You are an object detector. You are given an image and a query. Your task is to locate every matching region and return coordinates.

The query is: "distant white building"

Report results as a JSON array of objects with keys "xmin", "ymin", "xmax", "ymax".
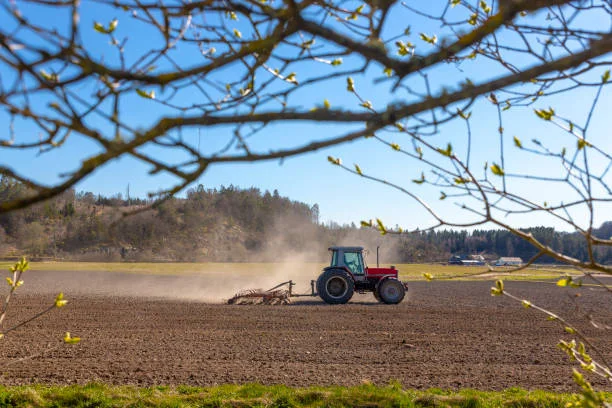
[{"xmin": 495, "ymin": 257, "xmax": 523, "ymax": 266}]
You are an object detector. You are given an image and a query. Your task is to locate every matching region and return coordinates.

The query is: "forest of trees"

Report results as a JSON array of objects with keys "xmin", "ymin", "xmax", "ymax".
[{"xmin": 0, "ymin": 176, "xmax": 610, "ymax": 264}]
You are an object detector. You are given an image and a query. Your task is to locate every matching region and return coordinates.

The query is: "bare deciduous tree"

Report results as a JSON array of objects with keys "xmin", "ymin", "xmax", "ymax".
[{"xmin": 0, "ymin": 0, "xmax": 611, "ymax": 393}]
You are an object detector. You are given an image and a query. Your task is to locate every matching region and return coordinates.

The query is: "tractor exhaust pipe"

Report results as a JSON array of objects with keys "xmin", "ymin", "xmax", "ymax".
[{"xmin": 377, "ymin": 246, "xmax": 380, "ymax": 268}]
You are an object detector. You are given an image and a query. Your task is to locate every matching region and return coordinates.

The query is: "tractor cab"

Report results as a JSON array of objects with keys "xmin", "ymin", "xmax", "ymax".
[{"xmin": 329, "ymin": 246, "xmax": 366, "ymax": 277}]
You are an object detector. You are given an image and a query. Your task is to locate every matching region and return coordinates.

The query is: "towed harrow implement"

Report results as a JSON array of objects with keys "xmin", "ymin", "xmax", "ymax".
[{"xmin": 227, "ymin": 280, "xmax": 315, "ymax": 305}]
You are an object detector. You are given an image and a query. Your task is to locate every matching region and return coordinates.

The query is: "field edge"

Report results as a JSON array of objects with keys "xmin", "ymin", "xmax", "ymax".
[
  {"xmin": 0, "ymin": 383, "xmax": 609, "ymax": 408},
  {"xmin": 0, "ymin": 260, "xmax": 585, "ymax": 281}
]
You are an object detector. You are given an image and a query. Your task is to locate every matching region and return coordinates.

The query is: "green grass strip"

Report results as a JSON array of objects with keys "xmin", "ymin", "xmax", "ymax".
[{"xmin": 0, "ymin": 383, "xmax": 608, "ymax": 408}]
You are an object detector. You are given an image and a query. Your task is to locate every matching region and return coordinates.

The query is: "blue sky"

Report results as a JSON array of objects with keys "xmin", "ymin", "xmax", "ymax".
[{"xmin": 1, "ymin": 1, "xmax": 611, "ymax": 231}]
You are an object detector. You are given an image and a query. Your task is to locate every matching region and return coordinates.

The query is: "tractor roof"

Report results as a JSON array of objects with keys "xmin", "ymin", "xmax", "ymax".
[{"xmin": 328, "ymin": 246, "xmax": 364, "ymax": 252}]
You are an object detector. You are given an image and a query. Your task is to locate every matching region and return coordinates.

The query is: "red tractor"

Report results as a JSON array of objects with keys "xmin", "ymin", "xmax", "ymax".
[
  {"xmin": 315, "ymin": 246, "xmax": 407, "ymax": 304},
  {"xmin": 228, "ymin": 246, "xmax": 407, "ymax": 305}
]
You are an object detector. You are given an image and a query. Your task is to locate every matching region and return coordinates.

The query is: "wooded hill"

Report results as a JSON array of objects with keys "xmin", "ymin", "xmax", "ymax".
[{"xmin": 1, "ymin": 177, "xmax": 610, "ymax": 264}]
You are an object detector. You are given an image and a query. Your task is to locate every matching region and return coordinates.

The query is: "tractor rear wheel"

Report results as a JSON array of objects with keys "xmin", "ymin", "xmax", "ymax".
[
  {"xmin": 317, "ymin": 269, "xmax": 354, "ymax": 304},
  {"xmin": 377, "ymin": 279, "xmax": 405, "ymax": 304}
]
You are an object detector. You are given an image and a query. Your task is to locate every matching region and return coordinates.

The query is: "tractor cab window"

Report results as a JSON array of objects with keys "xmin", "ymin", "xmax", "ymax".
[
  {"xmin": 330, "ymin": 250, "xmax": 339, "ymax": 267},
  {"xmin": 343, "ymin": 252, "xmax": 364, "ymax": 275}
]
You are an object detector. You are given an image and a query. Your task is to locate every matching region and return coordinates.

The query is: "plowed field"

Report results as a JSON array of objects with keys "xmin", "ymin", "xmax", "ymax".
[{"xmin": 1, "ymin": 270, "xmax": 610, "ymax": 391}]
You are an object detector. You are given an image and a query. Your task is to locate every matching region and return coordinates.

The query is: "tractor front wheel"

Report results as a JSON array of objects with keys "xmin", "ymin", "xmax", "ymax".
[
  {"xmin": 317, "ymin": 269, "xmax": 354, "ymax": 304},
  {"xmin": 377, "ymin": 279, "xmax": 405, "ymax": 304}
]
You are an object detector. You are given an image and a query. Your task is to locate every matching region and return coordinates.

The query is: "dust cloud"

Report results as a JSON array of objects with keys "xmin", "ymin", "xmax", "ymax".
[{"xmin": 18, "ymin": 261, "xmax": 323, "ymax": 303}]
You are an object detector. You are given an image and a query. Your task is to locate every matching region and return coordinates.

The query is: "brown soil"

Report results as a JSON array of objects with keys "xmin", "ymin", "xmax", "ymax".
[{"xmin": 1, "ymin": 270, "xmax": 610, "ymax": 391}]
